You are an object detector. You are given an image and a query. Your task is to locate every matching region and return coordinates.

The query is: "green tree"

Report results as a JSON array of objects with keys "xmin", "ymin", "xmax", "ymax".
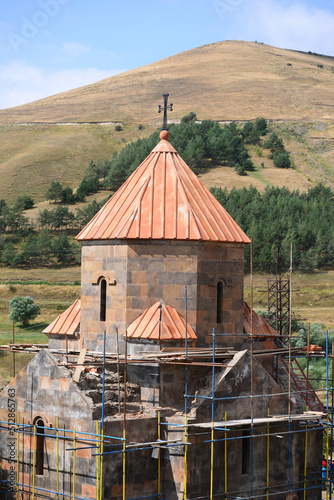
[
  {"xmin": 273, "ymin": 151, "xmax": 291, "ymax": 169},
  {"xmin": 52, "ymin": 234, "xmax": 78, "ymax": 264},
  {"xmin": 50, "ymin": 206, "xmax": 75, "ymax": 229},
  {"xmin": 45, "ymin": 180, "xmax": 63, "ymax": 203},
  {"xmin": 181, "ymin": 112, "xmax": 197, "ymax": 124},
  {"xmin": 264, "ymin": 132, "xmax": 285, "ymax": 153},
  {"xmin": 254, "ymin": 117, "xmax": 268, "ymax": 136},
  {"xmin": 235, "ymin": 163, "xmax": 246, "ymax": 175},
  {"xmin": 1, "ymin": 242, "xmax": 16, "ymax": 266},
  {"xmin": 9, "ymin": 296, "xmax": 41, "ymax": 326},
  {"xmin": 13, "ymin": 194, "xmax": 34, "ymax": 211},
  {"xmin": 37, "ymin": 209, "xmax": 53, "ymax": 229},
  {"xmin": 60, "ymin": 187, "xmax": 75, "ymax": 204}
]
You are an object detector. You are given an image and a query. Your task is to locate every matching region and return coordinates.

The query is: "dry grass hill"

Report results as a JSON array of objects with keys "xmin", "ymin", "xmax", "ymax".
[{"xmin": 1, "ymin": 40, "xmax": 334, "ymax": 203}]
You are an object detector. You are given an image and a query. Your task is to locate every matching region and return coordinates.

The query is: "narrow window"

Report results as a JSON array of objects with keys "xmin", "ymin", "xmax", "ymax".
[
  {"xmin": 241, "ymin": 426, "xmax": 251, "ymax": 475},
  {"xmin": 100, "ymin": 279, "xmax": 107, "ymax": 321},
  {"xmin": 217, "ymin": 281, "xmax": 224, "ymax": 324},
  {"xmin": 34, "ymin": 417, "xmax": 45, "ymax": 475}
]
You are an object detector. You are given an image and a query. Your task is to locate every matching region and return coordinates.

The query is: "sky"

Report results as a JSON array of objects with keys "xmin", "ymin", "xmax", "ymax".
[{"xmin": 1, "ymin": 0, "xmax": 334, "ymax": 110}]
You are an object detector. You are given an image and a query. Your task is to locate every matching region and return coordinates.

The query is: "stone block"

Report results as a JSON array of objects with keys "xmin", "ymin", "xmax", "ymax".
[
  {"xmin": 163, "ymin": 284, "xmax": 184, "ymax": 299},
  {"xmin": 131, "ymin": 271, "xmax": 147, "ymax": 284},
  {"xmin": 61, "ymin": 378, "xmax": 70, "ymax": 392},
  {"xmin": 40, "ymin": 376, "xmax": 51, "ymax": 390}
]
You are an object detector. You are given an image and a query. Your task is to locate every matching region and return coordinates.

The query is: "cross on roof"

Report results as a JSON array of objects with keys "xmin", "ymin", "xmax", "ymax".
[{"xmin": 158, "ymin": 93, "xmax": 173, "ymax": 131}]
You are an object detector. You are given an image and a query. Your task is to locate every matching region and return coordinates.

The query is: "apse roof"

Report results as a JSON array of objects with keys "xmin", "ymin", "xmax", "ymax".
[
  {"xmin": 126, "ymin": 301, "xmax": 197, "ymax": 341},
  {"xmin": 43, "ymin": 299, "xmax": 81, "ymax": 336},
  {"xmin": 76, "ymin": 131, "xmax": 250, "ymax": 244},
  {"xmin": 243, "ymin": 302, "xmax": 278, "ymax": 338}
]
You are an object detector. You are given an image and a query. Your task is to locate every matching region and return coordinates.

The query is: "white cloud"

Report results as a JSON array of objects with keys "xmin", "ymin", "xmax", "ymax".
[
  {"xmin": 61, "ymin": 41, "xmax": 91, "ymax": 57},
  {"xmin": 233, "ymin": 0, "xmax": 334, "ymax": 55},
  {"xmin": 0, "ymin": 61, "xmax": 127, "ymax": 110}
]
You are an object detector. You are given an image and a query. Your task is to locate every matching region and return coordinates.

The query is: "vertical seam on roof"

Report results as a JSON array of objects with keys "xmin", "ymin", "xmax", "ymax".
[
  {"xmin": 177, "ymin": 154, "xmax": 242, "ymax": 241},
  {"xmin": 165, "ymin": 305, "xmax": 182, "ymax": 339},
  {"xmin": 128, "ymin": 306, "xmax": 149, "ymax": 338},
  {"xmin": 150, "ymin": 158, "xmax": 155, "ymax": 239},
  {"xmin": 162, "ymin": 152, "xmax": 166, "ymax": 239},
  {"xmin": 172, "ymin": 158, "xmax": 204, "ymax": 239},
  {"xmin": 177, "ymin": 156, "xmax": 230, "ymax": 240}
]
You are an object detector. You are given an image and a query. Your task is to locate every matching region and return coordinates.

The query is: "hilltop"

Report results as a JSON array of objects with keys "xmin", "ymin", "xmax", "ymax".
[{"xmin": 0, "ymin": 40, "xmax": 334, "ymax": 202}]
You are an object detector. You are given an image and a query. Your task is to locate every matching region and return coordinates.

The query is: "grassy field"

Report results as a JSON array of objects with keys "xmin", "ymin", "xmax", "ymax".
[
  {"xmin": 0, "ymin": 271, "xmax": 81, "ymax": 389},
  {"xmin": 244, "ymin": 270, "xmax": 334, "ymax": 328},
  {"xmin": 1, "ymin": 41, "xmax": 334, "ymax": 203}
]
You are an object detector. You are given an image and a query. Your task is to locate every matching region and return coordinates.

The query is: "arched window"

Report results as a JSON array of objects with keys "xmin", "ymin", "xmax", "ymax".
[
  {"xmin": 100, "ymin": 278, "xmax": 107, "ymax": 321},
  {"xmin": 34, "ymin": 417, "xmax": 45, "ymax": 476},
  {"xmin": 216, "ymin": 281, "xmax": 224, "ymax": 324}
]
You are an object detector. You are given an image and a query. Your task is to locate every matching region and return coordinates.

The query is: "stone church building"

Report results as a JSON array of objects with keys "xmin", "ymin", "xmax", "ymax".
[{"xmin": 0, "ymin": 129, "xmax": 323, "ymax": 499}]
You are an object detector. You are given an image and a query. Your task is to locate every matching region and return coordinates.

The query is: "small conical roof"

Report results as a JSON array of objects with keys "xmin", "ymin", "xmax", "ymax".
[
  {"xmin": 126, "ymin": 301, "xmax": 197, "ymax": 341},
  {"xmin": 76, "ymin": 131, "xmax": 250, "ymax": 243}
]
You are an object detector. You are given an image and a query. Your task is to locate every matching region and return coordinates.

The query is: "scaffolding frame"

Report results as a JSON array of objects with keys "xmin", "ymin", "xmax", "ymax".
[
  {"xmin": 0, "ymin": 335, "xmax": 330, "ymax": 500},
  {"xmin": 0, "ymin": 246, "xmax": 333, "ymax": 499}
]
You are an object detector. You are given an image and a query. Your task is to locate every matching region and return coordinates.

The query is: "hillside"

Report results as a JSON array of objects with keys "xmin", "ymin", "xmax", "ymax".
[{"xmin": 1, "ymin": 40, "xmax": 334, "ymax": 202}]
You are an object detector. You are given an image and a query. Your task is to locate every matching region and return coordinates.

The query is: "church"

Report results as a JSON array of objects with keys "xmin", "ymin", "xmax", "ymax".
[{"xmin": 0, "ymin": 110, "xmax": 324, "ymax": 499}]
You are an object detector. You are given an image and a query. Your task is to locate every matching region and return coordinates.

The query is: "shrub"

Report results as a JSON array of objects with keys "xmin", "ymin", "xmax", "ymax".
[{"xmin": 114, "ymin": 125, "xmax": 123, "ymax": 132}]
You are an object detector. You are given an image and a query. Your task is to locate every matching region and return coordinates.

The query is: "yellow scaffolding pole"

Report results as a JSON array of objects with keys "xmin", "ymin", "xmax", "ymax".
[
  {"xmin": 184, "ymin": 413, "xmax": 188, "ymax": 500},
  {"xmin": 303, "ymin": 415, "xmax": 308, "ymax": 500},
  {"xmin": 72, "ymin": 429, "xmax": 76, "ymax": 500},
  {"xmin": 96, "ymin": 421, "xmax": 99, "ymax": 500},
  {"xmin": 32, "ymin": 424, "xmax": 36, "ymax": 500},
  {"xmin": 210, "ymin": 422, "xmax": 214, "ymax": 500},
  {"xmin": 266, "ymin": 408, "xmax": 269, "ymax": 500},
  {"xmin": 100, "ymin": 429, "xmax": 104, "ymax": 500},
  {"xmin": 224, "ymin": 412, "xmax": 227, "ymax": 499},
  {"xmin": 326, "ymin": 415, "xmax": 329, "ymax": 500},
  {"xmin": 56, "ymin": 417, "xmax": 59, "ymax": 500},
  {"xmin": 158, "ymin": 411, "xmax": 161, "ymax": 498},
  {"xmin": 123, "ymin": 428, "xmax": 126, "ymax": 500},
  {"xmin": 16, "ymin": 413, "xmax": 20, "ymax": 500}
]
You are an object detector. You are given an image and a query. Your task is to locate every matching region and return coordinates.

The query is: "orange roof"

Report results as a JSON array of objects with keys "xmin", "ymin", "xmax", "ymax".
[
  {"xmin": 126, "ymin": 301, "xmax": 197, "ymax": 341},
  {"xmin": 243, "ymin": 302, "xmax": 278, "ymax": 338},
  {"xmin": 43, "ymin": 299, "xmax": 81, "ymax": 336},
  {"xmin": 76, "ymin": 131, "xmax": 250, "ymax": 243}
]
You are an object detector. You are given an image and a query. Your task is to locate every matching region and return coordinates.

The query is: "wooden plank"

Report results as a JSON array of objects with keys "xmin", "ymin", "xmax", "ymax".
[{"xmin": 73, "ymin": 349, "xmax": 86, "ymax": 382}]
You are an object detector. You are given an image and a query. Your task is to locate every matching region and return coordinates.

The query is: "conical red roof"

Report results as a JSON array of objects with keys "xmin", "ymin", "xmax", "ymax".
[
  {"xmin": 76, "ymin": 132, "xmax": 250, "ymax": 243},
  {"xmin": 126, "ymin": 301, "xmax": 197, "ymax": 341}
]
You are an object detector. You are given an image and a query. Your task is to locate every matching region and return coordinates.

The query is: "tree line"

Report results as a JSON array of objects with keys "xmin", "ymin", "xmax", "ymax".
[
  {"xmin": 0, "ymin": 195, "xmax": 113, "ymax": 267},
  {"xmin": 211, "ymin": 183, "xmax": 334, "ymax": 273}
]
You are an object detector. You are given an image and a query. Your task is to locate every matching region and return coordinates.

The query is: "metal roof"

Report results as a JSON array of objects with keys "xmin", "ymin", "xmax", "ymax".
[
  {"xmin": 126, "ymin": 301, "xmax": 197, "ymax": 341},
  {"xmin": 76, "ymin": 132, "xmax": 250, "ymax": 243},
  {"xmin": 243, "ymin": 301, "xmax": 277, "ymax": 338},
  {"xmin": 43, "ymin": 299, "xmax": 81, "ymax": 336}
]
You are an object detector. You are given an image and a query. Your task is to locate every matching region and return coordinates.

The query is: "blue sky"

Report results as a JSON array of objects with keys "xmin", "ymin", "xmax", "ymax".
[{"xmin": 1, "ymin": 0, "xmax": 334, "ymax": 110}]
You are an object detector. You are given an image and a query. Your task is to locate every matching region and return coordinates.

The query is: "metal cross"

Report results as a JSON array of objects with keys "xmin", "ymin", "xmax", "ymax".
[{"xmin": 158, "ymin": 93, "xmax": 173, "ymax": 131}]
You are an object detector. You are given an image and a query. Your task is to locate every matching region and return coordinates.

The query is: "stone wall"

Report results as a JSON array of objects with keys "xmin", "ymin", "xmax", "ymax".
[
  {"xmin": 162, "ymin": 417, "xmax": 322, "ymax": 500},
  {"xmin": 79, "ymin": 239, "xmax": 246, "ymax": 352}
]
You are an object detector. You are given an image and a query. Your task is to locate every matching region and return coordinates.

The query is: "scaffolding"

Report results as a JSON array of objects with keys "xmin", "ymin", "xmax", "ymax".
[
  {"xmin": 0, "ymin": 327, "xmax": 332, "ymax": 500},
  {"xmin": 0, "ymin": 251, "xmax": 333, "ymax": 499}
]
